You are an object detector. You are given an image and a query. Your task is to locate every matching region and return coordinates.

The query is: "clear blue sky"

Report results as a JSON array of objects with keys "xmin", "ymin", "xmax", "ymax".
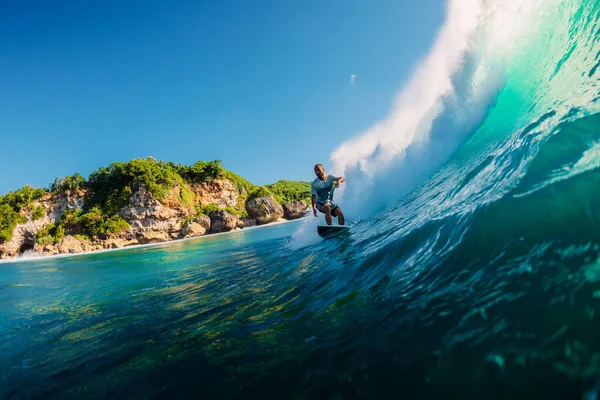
[{"xmin": 0, "ymin": 0, "xmax": 445, "ymax": 195}]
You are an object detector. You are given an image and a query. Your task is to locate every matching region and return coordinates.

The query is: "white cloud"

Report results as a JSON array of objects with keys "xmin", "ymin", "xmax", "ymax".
[{"xmin": 350, "ymin": 74, "xmax": 356, "ymax": 84}]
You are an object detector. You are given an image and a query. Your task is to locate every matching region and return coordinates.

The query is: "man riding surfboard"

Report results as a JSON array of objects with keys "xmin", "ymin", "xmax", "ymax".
[{"xmin": 311, "ymin": 163, "xmax": 345, "ymax": 226}]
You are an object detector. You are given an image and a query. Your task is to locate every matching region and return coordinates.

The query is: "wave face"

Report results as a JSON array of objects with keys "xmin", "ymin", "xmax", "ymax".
[
  {"xmin": 2, "ymin": 1, "xmax": 600, "ymax": 399},
  {"xmin": 330, "ymin": 0, "xmax": 600, "ymax": 221}
]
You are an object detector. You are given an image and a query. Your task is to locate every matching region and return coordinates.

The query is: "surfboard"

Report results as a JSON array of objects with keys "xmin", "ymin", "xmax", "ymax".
[{"xmin": 317, "ymin": 225, "xmax": 351, "ymax": 239}]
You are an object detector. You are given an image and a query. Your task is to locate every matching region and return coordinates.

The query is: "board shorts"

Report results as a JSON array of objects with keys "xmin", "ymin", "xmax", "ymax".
[{"xmin": 316, "ymin": 201, "xmax": 340, "ymax": 216}]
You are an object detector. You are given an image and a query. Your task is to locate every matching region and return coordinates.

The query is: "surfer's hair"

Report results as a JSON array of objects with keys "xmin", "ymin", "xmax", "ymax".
[{"xmin": 314, "ymin": 163, "xmax": 323, "ymax": 169}]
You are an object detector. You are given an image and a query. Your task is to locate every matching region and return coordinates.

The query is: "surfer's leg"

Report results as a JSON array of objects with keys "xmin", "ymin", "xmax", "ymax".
[
  {"xmin": 322, "ymin": 204, "xmax": 333, "ymax": 225},
  {"xmin": 329, "ymin": 205, "xmax": 344, "ymax": 225},
  {"xmin": 336, "ymin": 207, "xmax": 345, "ymax": 225}
]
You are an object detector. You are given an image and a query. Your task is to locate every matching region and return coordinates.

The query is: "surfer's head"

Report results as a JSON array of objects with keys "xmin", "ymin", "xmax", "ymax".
[{"xmin": 314, "ymin": 164, "xmax": 325, "ymax": 180}]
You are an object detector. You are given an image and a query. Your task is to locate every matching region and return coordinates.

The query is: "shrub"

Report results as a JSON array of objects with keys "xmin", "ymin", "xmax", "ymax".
[
  {"xmin": 54, "ymin": 225, "xmax": 65, "ymax": 243},
  {"xmin": 77, "ymin": 207, "xmax": 105, "ymax": 237},
  {"xmin": 62, "ymin": 206, "xmax": 130, "ymax": 239},
  {"xmin": 31, "ymin": 205, "xmax": 45, "ymax": 220},
  {"xmin": 222, "ymin": 170, "xmax": 256, "ymax": 194},
  {"xmin": 86, "ymin": 157, "xmax": 182, "ymax": 215},
  {"xmin": 203, "ymin": 203, "xmax": 219, "ymax": 215},
  {"xmin": 59, "ymin": 208, "xmax": 84, "ymax": 229},
  {"xmin": 248, "ymin": 186, "xmax": 274, "ymax": 200},
  {"xmin": 195, "ymin": 203, "xmax": 206, "ymax": 216},
  {"xmin": 50, "ymin": 173, "xmax": 86, "ymax": 193},
  {"xmin": 36, "ymin": 223, "xmax": 65, "ymax": 245},
  {"xmin": 103, "ymin": 215, "xmax": 130, "ymax": 234},
  {"xmin": 36, "ymin": 235, "xmax": 54, "ymax": 247},
  {"xmin": 0, "ymin": 185, "xmax": 48, "ymax": 243},
  {"xmin": 223, "ymin": 206, "xmax": 248, "ymax": 217},
  {"xmin": 179, "ymin": 184, "xmax": 196, "ymax": 210},
  {"xmin": 265, "ymin": 180, "xmax": 311, "ymax": 204},
  {"xmin": 175, "ymin": 160, "xmax": 256, "ymax": 195},
  {"xmin": 177, "ymin": 160, "xmax": 225, "ymax": 183},
  {"xmin": 1, "ymin": 185, "xmax": 47, "ymax": 212},
  {"xmin": 0, "ymin": 204, "xmax": 19, "ymax": 242}
]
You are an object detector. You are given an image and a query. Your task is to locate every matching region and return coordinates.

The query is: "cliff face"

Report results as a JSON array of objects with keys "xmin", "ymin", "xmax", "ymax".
[
  {"xmin": 193, "ymin": 179, "xmax": 239, "ymax": 208},
  {"xmin": 0, "ymin": 179, "xmax": 309, "ymax": 260},
  {"xmin": 119, "ymin": 183, "xmax": 194, "ymax": 240},
  {"xmin": 0, "ymin": 190, "xmax": 84, "ymax": 257},
  {"xmin": 246, "ymin": 196, "xmax": 284, "ymax": 225}
]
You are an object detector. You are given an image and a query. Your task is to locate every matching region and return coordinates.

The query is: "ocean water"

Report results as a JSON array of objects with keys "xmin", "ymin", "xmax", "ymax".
[{"xmin": 3, "ymin": 0, "xmax": 600, "ymax": 398}]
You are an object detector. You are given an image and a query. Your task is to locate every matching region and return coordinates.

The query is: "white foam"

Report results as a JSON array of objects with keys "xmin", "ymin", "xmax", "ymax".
[
  {"xmin": 328, "ymin": 0, "xmax": 488, "ymax": 219},
  {"xmin": 326, "ymin": 0, "xmax": 587, "ymax": 220}
]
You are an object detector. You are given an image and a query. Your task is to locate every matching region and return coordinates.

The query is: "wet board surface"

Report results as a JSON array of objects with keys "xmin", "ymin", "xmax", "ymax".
[{"xmin": 317, "ymin": 225, "xmax": 351, "ymax": 239}]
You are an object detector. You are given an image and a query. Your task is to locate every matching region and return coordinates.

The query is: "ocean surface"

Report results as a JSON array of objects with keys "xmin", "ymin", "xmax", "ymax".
[{"xmin": 3, "ymin": 0, "xmax": 600, "ymax": 398}]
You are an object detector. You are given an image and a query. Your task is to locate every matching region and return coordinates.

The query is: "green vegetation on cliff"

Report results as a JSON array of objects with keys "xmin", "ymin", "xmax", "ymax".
[
  {"xmin": 0, "ymin": 185, "xmax": 47, "ymax": 242},
  {"xmin": 247, "ymin": 180, "xmax": 312, "ymax": 205},
  {"xmin": 173, "ymin": 160, "xmax": 225, "ymax": 184},
  {"xmin": 50, "ymin": 173, "xmax": 86, "ymax": 193},
  {"xmin": 87, "ymin": 158, "xmax": 190, "ymax": 215},
  {"xmin": 0, "ymin": 157, "xmax": 311, "ymax": 244},
  {"xmin": 266, "ymin": 180, "xmax": 312, "ymax": 204},
  {"xmin": 248, "ymin": 186, "xmax": 275, "ymax": 200}
]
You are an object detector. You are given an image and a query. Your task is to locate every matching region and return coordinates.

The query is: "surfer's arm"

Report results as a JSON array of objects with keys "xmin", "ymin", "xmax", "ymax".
[
  {"xmin": 311, "ymin": 194, "xmax": 318, "ymax": 217},
  {"xmin": 334, "ymin": 176, "xmax": 345, "ymax": 188}
]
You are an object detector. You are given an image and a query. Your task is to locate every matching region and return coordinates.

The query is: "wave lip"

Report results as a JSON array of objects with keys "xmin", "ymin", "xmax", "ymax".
[
  {"xmin": 329, "ymin": 0, "xmax": 491, "ymax": 219},
  {"xmin": 328, "ymin": 0, "xmax": 600, "ymax": 223}
]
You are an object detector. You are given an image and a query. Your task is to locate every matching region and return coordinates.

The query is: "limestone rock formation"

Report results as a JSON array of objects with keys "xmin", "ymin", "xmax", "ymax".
[
  {"xmin": 237, "ymin": 217, "xmax": 257, "ymax": 229},
  {"xmin": 57, "ymin": 235, "xmax": 93, "ymax": 254},
  {"xmin": 119, "ymin": 184, "xmax": 191, "ymax": 235},
  {"xmin": 136, "ymin": 230, "xmax": 171, "ymax": 244},
  {"xmin": 102, "ymin": 232, "xmax": 138, "ymax": 249},
  {"xmin": 283, "ymin": 200, "xmax": 308, "ymax": 220},
  {"xmin": 0, "ymin": 191, "xmax": 86, "ymax": 259},
  {"xmin": 181, "ymin": 216, "xmax": 211, "ymax": 238},
  {"xmin": 209, "ymin": 210, "xmax": 239, "ymax": 233},
  {"xmin": 193, "ymin": 179, "xmax": 241, "ymax": 208},
  {"xmin": 245, "ymin": 196, "xmax": 284, "ymax": 225}
]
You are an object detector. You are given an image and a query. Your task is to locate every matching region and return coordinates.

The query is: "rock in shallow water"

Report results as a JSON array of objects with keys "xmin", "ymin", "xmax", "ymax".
[
  {"xmin": 209, "ymin": 211, "xmax": 239, "ymax": 233},
  {"xmin": 57, "ymin": 235, "xmax": 92, "ymax": 254},
  {"xmin": 283, "ymin": 200, "xmax": 308, "ymax": 220},
  {"xmin": 136, "ymin": 230, "xmax": 171, "ymax": 244},
  {"xmin": 181, "ymin": 216, "xmax": 211, "ymax": 238},
  {"xmin": 245, "ymin": 196, "xmax": 284, "ymax": 225}
]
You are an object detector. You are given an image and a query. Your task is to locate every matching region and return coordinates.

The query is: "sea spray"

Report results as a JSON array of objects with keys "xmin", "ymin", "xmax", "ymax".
[
  {"xmin": 327, "ymin": 0, "xmax": 600, "ymax": 223},
  {"xmin": 328, "ymin": 0, "xmax": 487, "ymax": 220},
  {"xmin": 289, "ymin": 0, "xmax": 487, "ymax": 248}
]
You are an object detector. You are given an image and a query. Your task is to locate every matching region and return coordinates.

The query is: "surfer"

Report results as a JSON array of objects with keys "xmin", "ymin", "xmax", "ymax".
[{"xmin": 311, "ymin": 164, "xmax": 345, "ymax": 226}]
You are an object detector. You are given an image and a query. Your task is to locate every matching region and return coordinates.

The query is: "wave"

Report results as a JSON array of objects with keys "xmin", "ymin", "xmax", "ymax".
[{"xmin": 325, "ymin": 0, "xmax": 600, "ymax": 223}]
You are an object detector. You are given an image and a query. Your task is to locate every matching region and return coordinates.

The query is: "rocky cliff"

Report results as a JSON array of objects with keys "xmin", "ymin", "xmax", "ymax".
[{"xmin": 0, "ymin": 178, "xmax": 309, "ymax": 260}]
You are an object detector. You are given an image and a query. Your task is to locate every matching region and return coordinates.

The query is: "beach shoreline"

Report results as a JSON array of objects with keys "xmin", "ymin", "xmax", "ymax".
[{"xmin": 0, "ymin": 217, "xmax": 307, "ymax": 265}]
